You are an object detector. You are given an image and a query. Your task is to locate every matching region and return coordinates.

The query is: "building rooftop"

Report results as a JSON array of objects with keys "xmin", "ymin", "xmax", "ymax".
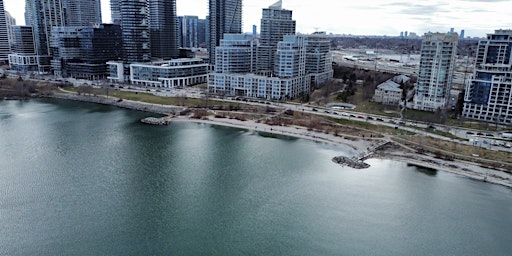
[{"xmin": 377, "ymin": 80, "xmax": 402, "ymax": 92}]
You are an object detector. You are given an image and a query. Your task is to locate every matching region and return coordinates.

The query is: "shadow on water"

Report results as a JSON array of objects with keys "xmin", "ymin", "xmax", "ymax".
[
  {"xmin": 407, "ymin": 163, "xmax": 438, "ymax": 176},
  {"xmin": 256, "ymin": 131, "xmax": 298, "ymax": 141}
]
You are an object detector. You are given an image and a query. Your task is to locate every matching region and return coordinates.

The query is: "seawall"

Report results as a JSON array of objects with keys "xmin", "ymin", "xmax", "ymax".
[{"xmin": 47, "ymin": 93, "xmax": 185, "ymax": 115}]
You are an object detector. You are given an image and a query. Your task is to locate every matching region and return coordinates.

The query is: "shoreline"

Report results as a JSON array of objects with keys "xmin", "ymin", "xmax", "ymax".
[{"xmin": 41, "ymin": 93, "xmax": 512, "ymax": 188}]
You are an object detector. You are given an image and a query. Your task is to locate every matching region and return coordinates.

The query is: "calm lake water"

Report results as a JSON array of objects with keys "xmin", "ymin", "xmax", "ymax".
[{"xmin": 1, "ymin": 99, "xmax": 511, "ymax": 255}]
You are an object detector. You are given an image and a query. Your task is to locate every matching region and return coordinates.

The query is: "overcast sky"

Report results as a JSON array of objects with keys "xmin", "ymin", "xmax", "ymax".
[{"xmin": 3, "ymin": 0, "xmax": 512, "ymax": 38}]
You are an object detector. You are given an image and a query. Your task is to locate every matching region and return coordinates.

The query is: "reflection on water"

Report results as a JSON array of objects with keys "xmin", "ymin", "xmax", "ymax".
[
  {"xmin": 408, "ymin": 163, "xmax": 438, "ymax": 176},
  {"xmin": 1, "ymin": 99, "xmax": 511, "ymax": 256}
]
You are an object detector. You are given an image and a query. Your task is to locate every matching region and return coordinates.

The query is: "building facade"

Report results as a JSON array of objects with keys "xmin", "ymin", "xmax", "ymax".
[
  {"xmin": 63, "ymin": 0, "xmax": 102, "ymax": 26},
  {"xmin": 197, "ymin": 18, "xmax": 207, "ymax": 48},
  {"xmin": 208, "ymin": 0, "xmax": 242, "ymax": 65},
  {"xmin": 118, "ymin": 0, "xmax": 150, "ymax": 63},
  {"xmin": 150, "ymin": 0, "xmax": 178, "ymax": 60},
  {"xmin": 25, "ymin": 0, "xmax": 66, "ymax": 72},
  {"xmin": 110, "ymin": 0, "xmax": 121, "ymax": 24},
  {"xmin": 304, "ymin": 32, "xmax": 333, "ymax": 86},
  {"xmin": 180, "ymin": 16, "xmax": 198, "ymax": 48},
  {"xmin": 462, "ymin": 29, "xmax": 512, "ymax": 125},
  {"xmin": 130, "ymin": 58, "xmax": 208, "ymax": 88},
  {"xmin": 209, "ymin": 34, "xmax": 312, "ymax": 100},
  {"xmin": 0, "ymin": 0, "xmax": 11, "ymax": 62},
  {"xmin": 213, "ymin": 34, "xmax": 257, "ymax": 74},
  {"xmin": 50, "ymin": 24, "xmax": 123, "ymax": 80},
  {"xmin": 256, "ymin": 0, "xmax": 295, "ymax": 75},
  {"xmin": 8, "ymin": 26, "xmax": 38, "ymax": 72},
  {"xmin": 413, "ymin": 31, "xmax": 458, "ymax": 111},
  {"xmin": 5, "ymin": 11, "xmax": 15, "ymax": 52},
  {"xmin": 373, "ymin": 79, "xmax": 403, "ymax": 105}
]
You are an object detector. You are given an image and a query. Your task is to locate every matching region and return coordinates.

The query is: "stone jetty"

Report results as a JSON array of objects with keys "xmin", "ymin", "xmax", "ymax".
[
  {"xmin": 332, "ymin": 156, "xmax": 370, "ymax": 169},
  {"xmin": 140, "ymin": 116, "xmax": 173, "ymax": 125},
  {"xmin": 332, "ymin": 141, "xmax": 391, "ymax": 169}
]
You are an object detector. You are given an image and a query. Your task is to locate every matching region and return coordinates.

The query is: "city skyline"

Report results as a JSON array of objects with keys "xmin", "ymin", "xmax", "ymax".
[{"xmin": 4, "ymin": 0, "xmax": 512, "ymax": 38}]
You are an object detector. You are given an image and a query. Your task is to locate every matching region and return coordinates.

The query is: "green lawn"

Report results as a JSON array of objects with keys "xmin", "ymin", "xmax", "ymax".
[{"xmin": 62, "ymin": 86, "xmax": 232, "ymax": 107}]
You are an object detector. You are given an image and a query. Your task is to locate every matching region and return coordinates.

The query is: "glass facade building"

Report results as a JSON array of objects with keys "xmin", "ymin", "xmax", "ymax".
[
  {"xmin": 50, "ymin": 24, "xmax": 123, "ymax": 80},
  {"xmin": 150, "ymin": 0, "xmax": 178, "ymax": 60},
  {"xmin": 119, "ymin": 0, "xmax": 150, "ymax": 63},
  {"xmin": 208, "ymin": 0, "xmax": 243, "ymax": 65},
  {"xmin": 462, "ymin": 29, "xmax": 512, "ymax": 125}
]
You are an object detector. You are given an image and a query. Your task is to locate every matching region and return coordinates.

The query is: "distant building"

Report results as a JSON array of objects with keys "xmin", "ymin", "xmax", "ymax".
[
  {"xmin": 63, "ymin": 0, "xmax": 102, "ymax": 26},
  {"xmin": 177, "ymin": 16, "xmax": 183, "ymax": 48},
  {"xmin": 208, "ymin": 0, "xmax": 243, "ymax": 65},
  {"xmin": 117, "ymin": 0, "xmax": 150, "ymax": 63},
  {"xmin": 180, "ymin": 16, "xmax": 199, "ymax": 48},
  {"xmin": 413, "ymin": 31, "xmax": 458, "ymax": 111},
  {"xmin": 25, "ymin": 0, "xmax": 66, "ymax": 72},
  {"xmin": 0, "ymin": 0, "xmax": 12, "ymax": 62},
  {"xmin": 304, "ymin": 32, "xmax": 333, "ymax": 86},
  {"xmin": 256, "ymin": 0, "xmax": 296, "ymax": 75},
  {"xmin": 150, "ymin": 0, "xmax": 179, "ymax": 59},
  {"xmin": 462, "ymin": 29, "xmax": 512, "ymax": 125},
  {"xmin": 50, "ymin": 24, "xmax": 123, "ymax": 80},
  {"xmin": 110, "ymin": 0, "xmax": 121, "ymax": 24},
  {"xmin": 373, "ymin": 79, "xmax": 402, "ymax": 105},
  {"xmin": 5, "ymin": 11, "xmax": 15, "ymax": 52},
  {"xmin": 197, "ymin": 18, "xmax": 207, "ymax": 48},
  {"xmin": 129, "ymin": 58, "xmax": 208, "ymax": 88},
  {"xmin": 8, "ymin": 26, "xmax": 38, "ymax": 72}
]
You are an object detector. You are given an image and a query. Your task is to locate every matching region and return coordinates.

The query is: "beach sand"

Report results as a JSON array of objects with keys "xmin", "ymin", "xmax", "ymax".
[
  {"xmin": 173, "ymin": 115, "xmax": 512, "ymax": 188},
  {"xmin": 48, "ymin": 92, "xmax": 512, "ymax": 188}
]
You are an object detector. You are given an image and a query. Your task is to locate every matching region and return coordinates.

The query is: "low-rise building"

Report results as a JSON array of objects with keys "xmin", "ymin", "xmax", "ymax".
[
  {"xmin": 373, "ymin": 79, "xmax": 402, "ymax": 105},
  {"xmin": 130, "ymin": 58, "xmax": 208, "ymax": 88}
]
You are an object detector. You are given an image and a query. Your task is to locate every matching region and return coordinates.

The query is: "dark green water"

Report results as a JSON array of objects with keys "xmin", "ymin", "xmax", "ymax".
[{"xmin": 1, "ymin": 99, "xmax": 511, "ymax": 255}]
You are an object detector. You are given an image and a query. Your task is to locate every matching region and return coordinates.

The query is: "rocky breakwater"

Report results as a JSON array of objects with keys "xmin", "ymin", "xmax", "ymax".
[
  {"xmin": 332, "ymin": 156, "xmax": 370, "ymax": 169},
  {"xmin": 140, "ymin": 116, "xmax": 173, "ymax": 125}
]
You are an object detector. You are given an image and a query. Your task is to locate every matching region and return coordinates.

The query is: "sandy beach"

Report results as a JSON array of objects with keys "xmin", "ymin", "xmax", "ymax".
[{"xmin": 172, "ymin": 115, "xmax": 512, "ymax": 188}]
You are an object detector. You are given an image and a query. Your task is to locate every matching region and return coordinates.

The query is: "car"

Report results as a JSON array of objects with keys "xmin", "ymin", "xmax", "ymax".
[
  {"xmin": 312, "ymin": 108, "xmax": 318, "ymax": 112},
  {"xmin": 332, "ymin": 112, "xmax": 338, "ymax": 115},
  {"xmin": 349, "ymin": 114, "xmax": 356, "ymax": 118},
  {"xmin": 486, "ymin": 133, "xmax": 494, "ymax": 137},
  {"xmin": 367, "ymin": 116, "xmax": 374, "ymax": 120},
  {"xmin": 324, "ymin": 110, "xmax": 330, "ymax": 114},
  {"xmin": 376, "ymin": 118, "xmax": 384, "ymax": 122},
  {"xmin": 476, "ymin": 132, "xmax": 484, "ymax": 136},
  {"xmin": 428, "ymin": 125, "xmax": 436, "ymax": 130},
  {"xmin": 466, "ymin": 131, "xmax": 475, "ymax": 135},
  {"xmin": 357, "ymin": 115, "xmax": 364, "ymax": 119}
]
